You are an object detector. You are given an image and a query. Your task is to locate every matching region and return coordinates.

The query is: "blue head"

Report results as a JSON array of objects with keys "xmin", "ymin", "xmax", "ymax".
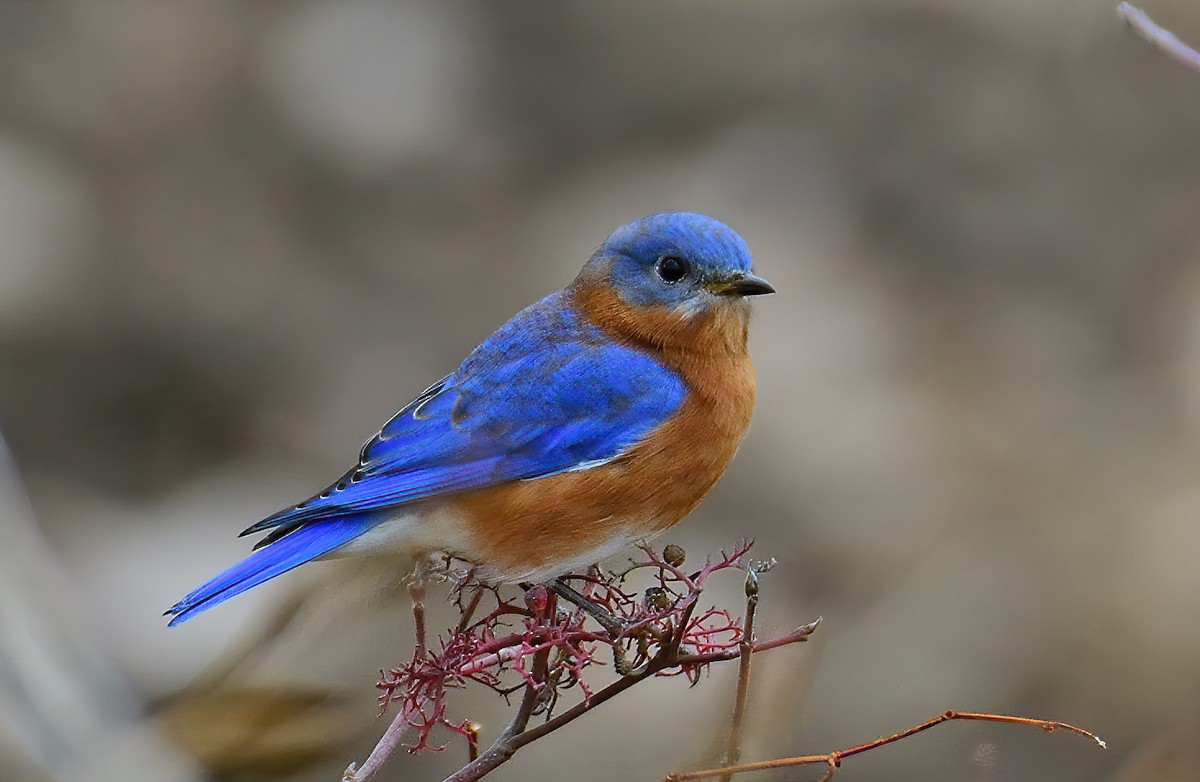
[{"xmin": 575, "ymin": 213, "xmax": 773, "ymax": 317}]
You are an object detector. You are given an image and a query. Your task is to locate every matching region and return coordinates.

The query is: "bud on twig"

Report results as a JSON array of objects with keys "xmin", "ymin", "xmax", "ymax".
[
  {"xmin": 644, "ymin": 586, "xmax": 671, "ymax": 612},
  {"xmin": 465, "ymin": 722, "xmax": 482, "ymax": 762},
  {"xmin": 663, "ymin": 544, "xmax": 686, "ymax": 567},
  {"xmin": 743, "ymin": 570, "xmax": 759, "ymax": 599}
]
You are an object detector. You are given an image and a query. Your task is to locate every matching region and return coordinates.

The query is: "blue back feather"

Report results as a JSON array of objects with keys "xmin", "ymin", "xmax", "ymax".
[
  {"xmin": 245, "ymin": 292, "xmax": 685, "ymax": 534},
  {"xmin": 169, "ymin": 293, "xmax": 686, "ymax": 623}
]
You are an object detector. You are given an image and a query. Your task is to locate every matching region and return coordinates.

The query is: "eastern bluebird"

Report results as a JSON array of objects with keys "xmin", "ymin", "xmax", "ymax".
[{"xmin": 166, "ymin": 212, "xmax": 773, "ymax": 626}]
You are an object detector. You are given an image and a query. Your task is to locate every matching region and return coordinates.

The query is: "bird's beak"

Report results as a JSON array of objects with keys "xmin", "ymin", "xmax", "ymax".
[{"xmin": 707, "ymin": 272, "xmax": 775, "ymax": 297}]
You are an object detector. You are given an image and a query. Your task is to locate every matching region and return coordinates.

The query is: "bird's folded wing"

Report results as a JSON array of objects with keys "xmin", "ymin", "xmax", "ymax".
[{"xmin": 244, "ymin": 310, "xmax": 686, "ymax": 543}]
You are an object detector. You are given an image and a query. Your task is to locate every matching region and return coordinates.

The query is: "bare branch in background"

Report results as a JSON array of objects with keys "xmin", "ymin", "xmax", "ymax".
[
  {"xmin": 0, "ymin": 433, "xmax": 204, "ymax": 782},
  {"xmin": 1119, "ymin": 3, "xmax": 1200, "ymax": 73}
]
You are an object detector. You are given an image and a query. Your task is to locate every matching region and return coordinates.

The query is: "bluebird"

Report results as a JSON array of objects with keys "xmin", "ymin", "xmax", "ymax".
[{"xmin": 166, "ymin": 212, "xmax": 773, "ymax": 626}]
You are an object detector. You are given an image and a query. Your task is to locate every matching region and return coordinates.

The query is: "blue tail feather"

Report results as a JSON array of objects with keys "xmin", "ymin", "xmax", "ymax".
[{"xmin": 166, "ymin": 514, "xmax": 379, "ymax": 626}]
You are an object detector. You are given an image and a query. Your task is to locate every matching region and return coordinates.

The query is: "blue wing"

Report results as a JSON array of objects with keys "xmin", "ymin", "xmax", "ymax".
[
  {"xmin": 245, "ymin": 292, "xmax": 686, "ymax": 537},
  {"xmin": 166, "ymin": 514, "xmax": 383, "ymax": 626},
  {"xmin": 166, "ymin": 293, "xmax": 685, "ymax": 624}
]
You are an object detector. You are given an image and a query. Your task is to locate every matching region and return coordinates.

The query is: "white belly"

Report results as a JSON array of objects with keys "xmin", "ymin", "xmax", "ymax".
[{"xmin": 324, "ymin": 504, "xmax": 663, "ymax": 584}]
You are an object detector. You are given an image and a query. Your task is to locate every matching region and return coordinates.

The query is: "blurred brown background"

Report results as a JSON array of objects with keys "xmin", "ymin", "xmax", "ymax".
[{"xmin": 2, "ymin": 1, "xmax": 1199, "ymax": 781}]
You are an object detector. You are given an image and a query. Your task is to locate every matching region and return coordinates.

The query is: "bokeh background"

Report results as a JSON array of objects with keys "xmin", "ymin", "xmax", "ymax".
[{"xmin": 2, "ymin": 1, "xmax": 1200, "ymax": 781}]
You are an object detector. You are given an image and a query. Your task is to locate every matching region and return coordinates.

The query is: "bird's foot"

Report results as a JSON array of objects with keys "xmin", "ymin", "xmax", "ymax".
[{"xmin": 549, "ymin": 578, "xmax": 627, "ymax": 638}]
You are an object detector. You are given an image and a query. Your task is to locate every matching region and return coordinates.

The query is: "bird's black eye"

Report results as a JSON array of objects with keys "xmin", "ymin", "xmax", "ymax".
[{"xmin": 656, "ymin": 256, "xmax": 689, "ymax": 283}]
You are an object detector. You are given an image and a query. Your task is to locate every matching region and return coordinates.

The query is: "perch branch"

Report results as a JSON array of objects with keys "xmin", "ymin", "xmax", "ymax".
[
  {"xmin": 342, "ymin": 699, "xmax": 421, "ymax": 782},
  {"xmin": 441, "ymin": 620, "xmax": 819, "ymax": 782}
]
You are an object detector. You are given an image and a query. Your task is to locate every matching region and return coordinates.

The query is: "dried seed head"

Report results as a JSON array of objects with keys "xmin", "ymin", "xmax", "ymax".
[
  {"xmin": 663, "ymin": 543, "xmax": 686, "ymax": 567},
  {"xmin": 644, "ymin": 586, "xmax": 671, "ymax": 612}
]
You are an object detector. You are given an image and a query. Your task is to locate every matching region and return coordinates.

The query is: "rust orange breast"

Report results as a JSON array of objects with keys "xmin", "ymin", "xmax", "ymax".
[{"xmin": 452, "ymin": 283, "xmax": 757, "ymax": 579}]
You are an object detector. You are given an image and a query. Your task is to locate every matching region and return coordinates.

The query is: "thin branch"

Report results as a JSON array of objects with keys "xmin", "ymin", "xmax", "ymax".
[
  {"xmin": 455, "ymin": 587, "xmax": 485, "ymax": 634},
  {"xmin": 442, "ymin": 651, "xmax": 669, "ymax": 782},
  {"xmin": 1118, "ymin": 3, "xmax": 1200, "ymax": 73},
  {"xmin": 719, "ymin": 571, "xmax": 759, "ymax": 782},
  {"xmin": 441, "ymin": 647, "xmax": 550, "ymax": 782},
  {"xmin": 674, "ymin": 620, "xmax": 820, "ymax": 668},
  {"xmin": 440, "ymin": 623, "xmax": 818, "ymax": 782},
  {"xmin": 410, "ymin": 579, "xmax": 428, "ymax": 659},
  {"xmin": 666, "ymin": 592, "xmax": 701, "ymax": 659},
  {"xmin": 351, "ymin": 544, "xmax": 810, "ymax": 781},
  {"xmin": 342, "ymin": 699, "xmax": 421, "ymax": 782},
  {"xmin": 665, "ymin": 710, "xmax": 1106, "ymax": 782},
  {"xmin": 340, "ymin": 539, "xmax": 1103, "ymax": 782},
  {"xmin": 509, "ymin": 645, "xmax": 551, "ymax": 735}
]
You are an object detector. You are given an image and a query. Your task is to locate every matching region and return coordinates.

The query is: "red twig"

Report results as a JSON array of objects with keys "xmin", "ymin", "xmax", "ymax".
[
  {"xmin": 342, "ymin": 698, "xmax": 422, "ymax": 782},
  {"xmin": 344, "ymin": 541, "xmax": 815, "ymax": 781},
  {"xmin": 341, "ymin": 539, "xmax": 1101, "ymax": 782},
  {"xmin": 665, "ymin": 710, "xmax": 1106, "ymax": 781},
  {"xmin": 443, "ymin": 621, "xmax": 820, "ymax": 782}
]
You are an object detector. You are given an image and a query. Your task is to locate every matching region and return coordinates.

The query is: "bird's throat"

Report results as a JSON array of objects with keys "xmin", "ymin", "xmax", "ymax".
[{"xmin": 569, "ymin": 280, "xmax": 750, "ymax": 362}]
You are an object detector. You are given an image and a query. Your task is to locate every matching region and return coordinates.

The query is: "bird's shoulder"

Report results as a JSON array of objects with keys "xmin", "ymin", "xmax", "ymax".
[
  {"xmin": 434, "ymin": 290, "xmax": 687, "ymax": 438},
  {"xmin": 456, "ymin": 290, "xmax": 611, "ymax": 377},
  {"xmin": 367, "ymin": 288, "xmax": 689, "ymax": 469}
]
